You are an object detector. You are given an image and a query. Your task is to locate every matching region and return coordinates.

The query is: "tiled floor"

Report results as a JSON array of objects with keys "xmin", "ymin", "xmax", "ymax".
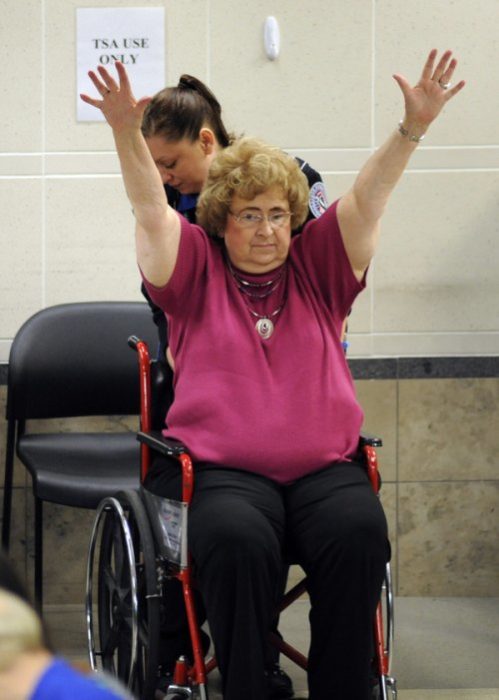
[
  {"xmin": 399, "ymin": 694, "xmax": 499, "ymax": 700},
  {"xmin": 46, "ymin": 597, "xmax": 499, "ymax": 699}
]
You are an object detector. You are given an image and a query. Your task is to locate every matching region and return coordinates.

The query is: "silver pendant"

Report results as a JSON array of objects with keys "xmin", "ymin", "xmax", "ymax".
[{"xmin": 255, "ymin": 317, "xmax": 274, "ymax": 339}]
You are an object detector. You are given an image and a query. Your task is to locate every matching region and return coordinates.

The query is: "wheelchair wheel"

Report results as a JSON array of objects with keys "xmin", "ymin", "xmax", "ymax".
[
  {"xmin": 86, "ymin": 489, "xmax": 161, "ymax": 700},
  {"xmin": 373, "ymin": 562, "xmax": 397, "ymax": 699}
]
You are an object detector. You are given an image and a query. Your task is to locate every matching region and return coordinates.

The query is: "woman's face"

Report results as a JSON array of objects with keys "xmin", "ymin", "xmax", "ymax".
[
  {"xmin": 222, "ymin": 187, "xmax": 292, "ymax": 274},
  {"xmin": 146, "ymin": 129, "xmax": 217, "ymax": 194}
]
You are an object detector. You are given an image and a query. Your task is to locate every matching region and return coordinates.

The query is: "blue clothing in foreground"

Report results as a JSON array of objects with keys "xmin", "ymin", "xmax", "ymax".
[{"xmin": 31, "ymin": 658, "xmax": 129, "ymax": 700}]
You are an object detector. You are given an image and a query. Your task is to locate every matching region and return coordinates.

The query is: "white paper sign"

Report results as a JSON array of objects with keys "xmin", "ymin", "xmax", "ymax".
[{"xmin": 77, "ymin": 7, "xmax": 165, "ymax": 122}]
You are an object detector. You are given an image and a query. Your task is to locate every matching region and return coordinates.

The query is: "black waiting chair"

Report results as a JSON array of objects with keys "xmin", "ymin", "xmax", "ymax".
[{"xmin": 1, "ymin": 301, "xmax": 158, "ymax": 606}]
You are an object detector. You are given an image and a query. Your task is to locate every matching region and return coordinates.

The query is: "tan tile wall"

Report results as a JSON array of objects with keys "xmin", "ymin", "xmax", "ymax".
[
  {"xmin": 0, "ymin": 1, "xmax": 498, "ymax": 601},
  {"xmin": 1, "ymin": 0, "xmax": 499, "ymax": 362},
  {"xmin": 360, "ymin": 377, "xmax": 499, "ymax": 598},
  {"xmin": 2, "ymin": 377, "xmax": 498, "ymax": 603}
]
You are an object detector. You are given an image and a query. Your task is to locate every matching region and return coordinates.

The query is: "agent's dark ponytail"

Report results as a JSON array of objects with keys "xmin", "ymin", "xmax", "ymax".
[{"xmin": 142, "ymin": 74, "xmax": 234, "ymax": 147}]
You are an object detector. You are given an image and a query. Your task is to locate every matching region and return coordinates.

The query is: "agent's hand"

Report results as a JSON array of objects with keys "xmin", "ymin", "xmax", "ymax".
[
  {"xmin": 393, "ymin": 49, "xmax": 465, "ymax": 131},
  {"xmin": 80, "ymin": 61, "xmax": 151, "ymax": 133}
]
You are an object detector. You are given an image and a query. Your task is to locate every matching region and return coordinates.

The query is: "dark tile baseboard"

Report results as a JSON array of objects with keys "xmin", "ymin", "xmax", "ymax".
[
  {"xmin": 1, "ymin": 356, "xmax": 498, "ymax": 386},
  {"xmin": 349, "ymin": 356, "xmax": 499, "ymax": 380}
]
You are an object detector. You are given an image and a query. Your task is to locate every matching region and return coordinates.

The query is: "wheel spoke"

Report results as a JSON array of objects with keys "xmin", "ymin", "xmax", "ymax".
[
  {"xmin": 112, "ymin": 526, "xmax": 126, "ymax": 579},
  {"xmin": 102, "ymin": 563, "xmax": 119, "ymax": 594},
  {"xmin": 138, "ymin": 616, "xmax": 149, "ymax": 646},
  {"xmin": 101, "ymin": 618, "xmax": 123, "ymax": 658}
]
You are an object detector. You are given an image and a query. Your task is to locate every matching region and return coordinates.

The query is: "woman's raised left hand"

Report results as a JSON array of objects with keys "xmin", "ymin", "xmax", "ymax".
[{"xmin": 393, "ymin": 49, "xmax": 465, "ymax": 131}]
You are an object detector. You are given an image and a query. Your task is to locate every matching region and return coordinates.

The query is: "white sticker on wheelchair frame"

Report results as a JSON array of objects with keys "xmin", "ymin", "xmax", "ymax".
[
  {"xmin": 150, "ymin": 495, "xmax": 188, "ymax": 566},
  {"xmin": 309, "ymin": 181, "xmax": 328, "ymax": 218}
]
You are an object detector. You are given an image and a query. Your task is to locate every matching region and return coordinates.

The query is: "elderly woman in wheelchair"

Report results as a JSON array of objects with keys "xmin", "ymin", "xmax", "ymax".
[{"xmin": 82, "ymin": 50, "xmax": 464, "ymax": 700}]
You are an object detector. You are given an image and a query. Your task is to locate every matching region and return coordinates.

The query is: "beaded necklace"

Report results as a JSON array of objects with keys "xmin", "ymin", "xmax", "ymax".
[{"xmin": 226, "ymin": 257, "xmax": 288, "ymax": 339}]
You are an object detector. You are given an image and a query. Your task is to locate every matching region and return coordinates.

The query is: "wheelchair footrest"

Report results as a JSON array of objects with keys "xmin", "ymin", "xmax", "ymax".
[
  {"xmin": 378, "ymin": 674, "xmax": 398, "ymax": 699},
  {"xmin": 164, "ymin": 686, "xmax": 193, "ymax": 699}
]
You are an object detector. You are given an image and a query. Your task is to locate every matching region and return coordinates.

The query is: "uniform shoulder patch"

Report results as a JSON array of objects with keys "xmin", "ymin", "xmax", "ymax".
[{"xmin": 308, "ymin": 181, "xmax": 328, "ymax": 218}]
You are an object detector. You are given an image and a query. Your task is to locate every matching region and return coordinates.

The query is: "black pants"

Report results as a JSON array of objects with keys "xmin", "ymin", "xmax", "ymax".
[
  {"xmin": 145, "ymin": 458, "xmax": 390, "ymax": 700},
  {"xmin": 155, "ymin": 567, "xmax": 287, "ymax": 670}
]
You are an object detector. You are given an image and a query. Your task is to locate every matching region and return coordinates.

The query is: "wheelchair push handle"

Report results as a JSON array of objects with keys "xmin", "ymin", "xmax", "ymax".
[
  {"xmin": 128, "ymin": 336, "xmax": 151, "ymax": 385},
  {"xmin": 128, "ymin": 334, "xmax": 144, "ymax": 351},
  {"xmin": 128, "ymin": 335, "xmax": 152, "ymax": 481}
]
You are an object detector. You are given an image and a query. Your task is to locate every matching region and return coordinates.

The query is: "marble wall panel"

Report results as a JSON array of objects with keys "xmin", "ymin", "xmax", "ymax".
[
  {"xmin": 0, "ymin": 487, "xmax": 28, "ymax": 588},
  {"xmin": 0, "ymin": 345, "xmax": 9, "ymax": 365},
  {"xmin": 1, "ymin": 374, "xmax": 498, "ymax": 599},
  {"xmin": 398, "ymin": 481, "xmax": 499, "ymax": 596},
  {"xmin": 30, "ymin": 414, "xmax": 139, "ymax": 436},
  {"xmin": 0, "ymin": 402, "xmax": 29, "ymax": 489},
  {"xmin": 355, "ymin": 379, "xmax": 397, "ymax": 483},
  {"xmin": 380, "ymin": 482, "xmax": 397, "ymax": 593},
  {"xmin": 286, "ymin": 564, "xmax": 306, "ymax": 592},
  {"xmin": 6, "ymin": 456, "xmax": 30, "ymax": 497},
  {"xmin": 398, "ymin": 378, "xmax": 499, "ymax": 482},
  {"xmin": 43, "ymin": 604, "xmax": 87, "ymax": 657},
  {"xmin": 26, "ymin": 498, "xmax": 96, "ymax": 604}
]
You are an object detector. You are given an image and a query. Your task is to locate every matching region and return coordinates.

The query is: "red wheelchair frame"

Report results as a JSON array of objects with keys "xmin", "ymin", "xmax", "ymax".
[
  {"xmin": 130, "ymin": 336, "xmax": 397, "ymax": 699},
  {"xmin": 86, "ymin": 334, "xmax": 396, "ymax": 699}
]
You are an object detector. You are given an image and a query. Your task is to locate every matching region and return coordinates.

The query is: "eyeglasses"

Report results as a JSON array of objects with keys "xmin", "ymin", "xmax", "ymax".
[{"xmin": 229, "ymin": 209, "xmax": 291, "ymax": 229}]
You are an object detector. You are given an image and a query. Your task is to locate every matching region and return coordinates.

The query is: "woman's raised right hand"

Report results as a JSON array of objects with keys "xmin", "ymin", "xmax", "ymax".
[{"xmin": 80, "ymin": 61, "xmax": 151, "ymax": 133}]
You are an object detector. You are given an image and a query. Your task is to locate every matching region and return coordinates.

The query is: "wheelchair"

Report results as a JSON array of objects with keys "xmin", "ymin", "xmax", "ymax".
[{"xmin": 85, "ymin": 336, "xmax": 397, "ymax": 700}]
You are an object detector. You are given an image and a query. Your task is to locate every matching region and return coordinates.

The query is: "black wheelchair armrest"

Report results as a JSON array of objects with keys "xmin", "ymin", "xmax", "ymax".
[
  {"xmin": 359, "ymin": 432, "xmax": 383, "ymax": 448},
  {"xmin": 137, "ymin": 431, "xmax": 382, "ymax": 458},
  {"xmin": 137, "ymin": 430, "xmax": 187, "ymax": 457}
]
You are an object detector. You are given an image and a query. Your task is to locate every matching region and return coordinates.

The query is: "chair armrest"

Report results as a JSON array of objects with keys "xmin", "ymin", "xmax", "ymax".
[
  {"xmin": 137, "ymin": 431, "xmax": 194, "ymax": 503},
  {"xmin": 137, "ymin": 431, "xmax": 187, "ymax": 457},
  {"xmin": 138, "ymin": 431, "xmax": 382, "ymax": 458},
  {"xmin": 359, "ymin": 432, "xmax": 382, "ymax": 448}
]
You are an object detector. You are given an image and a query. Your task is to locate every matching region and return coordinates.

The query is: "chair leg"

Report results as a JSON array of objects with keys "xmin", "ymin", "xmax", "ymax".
[
  {"xmin": 34, "ymin": 497, "xmax": 43, "ymax": 610},
  {"xmin": 1, "ymin": 419, "xmax": 16, "ymax": 551}
]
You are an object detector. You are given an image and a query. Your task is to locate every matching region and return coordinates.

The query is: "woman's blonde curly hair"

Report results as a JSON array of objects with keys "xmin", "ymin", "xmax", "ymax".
[{"xmin": 196, "ymin": 137, "xmax": 310, "ymax": 237}]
